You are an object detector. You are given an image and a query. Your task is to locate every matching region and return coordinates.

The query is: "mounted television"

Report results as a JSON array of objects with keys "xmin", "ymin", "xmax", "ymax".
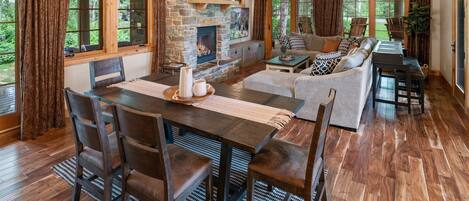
[{"xmin": 230, "ymin": 8, "xmax": 249, "ymax": 40}]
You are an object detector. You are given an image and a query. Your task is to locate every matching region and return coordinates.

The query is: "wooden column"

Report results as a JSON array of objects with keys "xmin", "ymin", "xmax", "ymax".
[
  {"xmin": 404, "ymin": 0, "xmax": 410, "ymax": 49},
  {"xmin": 290, "ymin": 0, "xmax": 297, "ymax": 33},
  {"xmin": 264, "ymin": 0, "xmax": 273, "ymax": 59},
  {"xmin": 104, "ymin": 0, "xmax": 118, "ymax": 53},
  {"xmin": 369, "ymin": 0, "xmax": 376, "ymax": 37}
]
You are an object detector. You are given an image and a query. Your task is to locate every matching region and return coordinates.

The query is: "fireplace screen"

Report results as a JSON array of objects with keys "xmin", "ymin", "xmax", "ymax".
[{"xmin": 197, "ymin": 26, "xmax": 217, "ymax": 64}]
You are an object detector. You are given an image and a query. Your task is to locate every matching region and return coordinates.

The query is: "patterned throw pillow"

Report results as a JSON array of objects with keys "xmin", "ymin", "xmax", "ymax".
[
  {"xmin": 338, "ymin": 39, "xmax": 352, "ymax": 56},
  {"xmin": 288, "ymin": 35, "xmax": 306, "ymax": 50},
  {"xmin": 279, "ymin": 35, "xmax": 291, "ymax": 49},
  {"xmin": 310, "ymin": 52, "xmax": 342, "ymax": 76}
]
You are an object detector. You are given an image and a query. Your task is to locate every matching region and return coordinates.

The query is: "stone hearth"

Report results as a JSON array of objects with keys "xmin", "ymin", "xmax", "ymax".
[{"xmin": 166, "ymin": 1, "xmax": 231, "ymax": 68}]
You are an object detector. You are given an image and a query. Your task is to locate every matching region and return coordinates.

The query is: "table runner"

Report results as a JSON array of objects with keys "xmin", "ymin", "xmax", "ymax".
[{"xmin": 110, "ymin": 79, "xmax": 294, "ymax": 129}]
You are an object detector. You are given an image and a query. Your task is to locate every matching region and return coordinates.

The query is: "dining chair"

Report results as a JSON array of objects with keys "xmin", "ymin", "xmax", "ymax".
[
  {"xmin": 90, "ymin": 57, "xmax": 126, "ymax": 89},
  {"xmin": 111, "ymin": 104, "xmax": 213, "ymax": 201},
  {"xmin": 247, "ymin": 89, "xmax": 336, "ymax": 201},
  {"xmin": 64, "ymin": 88, "xmax": 121, "ymax": 201}
]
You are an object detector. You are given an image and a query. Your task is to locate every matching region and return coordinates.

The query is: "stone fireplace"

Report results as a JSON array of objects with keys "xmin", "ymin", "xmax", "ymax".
[
  {"xmin": 166, "ymin": 2, "xmax": 231, "ymax": 68},
  {"xmin": 197, "ymin": 26, "xmax": 217, "ymax": 64}
]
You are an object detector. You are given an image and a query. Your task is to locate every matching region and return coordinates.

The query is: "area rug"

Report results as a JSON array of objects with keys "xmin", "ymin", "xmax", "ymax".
[{"xmin": 52, "ymin": 130, "xmax": 306, "ymax": 201}]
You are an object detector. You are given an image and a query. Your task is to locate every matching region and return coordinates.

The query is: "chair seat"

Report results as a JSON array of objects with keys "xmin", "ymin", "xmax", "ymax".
[
  {"xmin": 126, "ymin": 144, "xmax": 212, "ymax": 200},
  {"xmin": 248, "ymin": 139, "xmax": 322, "ymax": 190},
  {"xmin": 78, "ymin": 133, "xmax": 121, "ymax": 172}
]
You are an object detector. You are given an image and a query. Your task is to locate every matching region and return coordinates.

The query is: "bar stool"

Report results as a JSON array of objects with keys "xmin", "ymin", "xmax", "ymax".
[{"xmin": 394, "ymin": 58, "xmax": 425, "ymax": 113}]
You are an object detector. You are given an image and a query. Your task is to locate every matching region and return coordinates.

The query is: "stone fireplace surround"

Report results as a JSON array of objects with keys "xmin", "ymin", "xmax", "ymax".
[{"xmin": 166, "ymin": 1, "xmax": 232, "ymax": 68}]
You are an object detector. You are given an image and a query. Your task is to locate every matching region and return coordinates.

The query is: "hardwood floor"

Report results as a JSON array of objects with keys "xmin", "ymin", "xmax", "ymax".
[{"xmin": 0, "ymin": 67, "xmax": 468, "ymax": 201}]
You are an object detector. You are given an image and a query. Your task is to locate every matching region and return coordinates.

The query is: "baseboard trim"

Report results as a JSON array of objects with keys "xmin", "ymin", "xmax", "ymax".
[{"xmin": 0, "ymin": 127, "xmax": 19, "ymax": 146}]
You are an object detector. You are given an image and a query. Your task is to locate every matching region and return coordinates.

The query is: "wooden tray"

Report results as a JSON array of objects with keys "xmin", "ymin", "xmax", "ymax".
[{"xmin": 163, "ymin": 84, "xmax": 215, "ymax": 105}]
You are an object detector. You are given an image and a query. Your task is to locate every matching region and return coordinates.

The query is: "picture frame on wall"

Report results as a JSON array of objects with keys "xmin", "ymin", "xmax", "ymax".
[{"xmin": 230, "ymin": 7, "xmax": 249, "ymax": 40}]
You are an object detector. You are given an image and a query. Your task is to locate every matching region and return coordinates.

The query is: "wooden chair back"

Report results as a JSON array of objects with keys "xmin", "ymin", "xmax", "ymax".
[
  {"xmin": 349, "ymin": 18, "xmax": 368, "ymax": 37},
  {"xmin": 90, "ymin": 57, "xmax": 126, "ymax": 89},
  {"xmin": 111, "ymin": 104, "xmax": 173, "ymax": 199},
  {"xmin": 386, "ymin": 17, "xmax": 405, "ymax": 41},
  {"xmin": 305, "ymin": 89, "xmax": 336, "ymax": 193},
  {"xmin": 64, "ymin": 88, "xmax": 113, "ymax": 169}
]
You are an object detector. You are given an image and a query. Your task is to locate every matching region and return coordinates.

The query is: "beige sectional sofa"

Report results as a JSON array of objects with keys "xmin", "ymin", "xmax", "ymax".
[
  {"xmin": 272, "ymin": 33, "xmax": 342, "ymax": 62},
  {"xmin": 244, "ymin": 38, "xmax": 378, "ymax": 131}
]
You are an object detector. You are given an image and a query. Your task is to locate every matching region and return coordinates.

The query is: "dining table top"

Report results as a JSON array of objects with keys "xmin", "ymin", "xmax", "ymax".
[{"xmin": 88, "ymin": 73, "xmax": 305, "ymax": 154}]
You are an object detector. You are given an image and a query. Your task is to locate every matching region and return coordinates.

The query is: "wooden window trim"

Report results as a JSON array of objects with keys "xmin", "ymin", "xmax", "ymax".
[{"xmin": 64, "ymin": 0, "xmax": 153, "ymax": 67}]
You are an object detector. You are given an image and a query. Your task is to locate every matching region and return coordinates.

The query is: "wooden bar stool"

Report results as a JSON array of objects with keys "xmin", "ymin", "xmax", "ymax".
[
  {"xmin": 64, "ymin": 88, "xmax": 121, "ymax": 201},
  {"xmin": 247, "ymin": 89, "xmax": 336, "ymax": 201},
  {"xmin": 394, "ymin": 58, "xmax": 425, "ymax": 113},
  {"xmin": 111, "ymin": 104, "xmax": 213, "ymax": 201}
]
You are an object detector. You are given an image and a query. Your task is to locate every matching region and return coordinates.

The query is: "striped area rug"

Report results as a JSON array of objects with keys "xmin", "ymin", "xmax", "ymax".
[{"xmin": 52, "ymin": 130, "xmax": 305, "ymax": 201}]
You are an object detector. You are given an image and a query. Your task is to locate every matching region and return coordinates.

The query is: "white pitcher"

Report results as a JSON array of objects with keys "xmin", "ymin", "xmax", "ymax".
[{"xmin": 178, "ymin": 66, "xmax": 193, "ymax": 98}]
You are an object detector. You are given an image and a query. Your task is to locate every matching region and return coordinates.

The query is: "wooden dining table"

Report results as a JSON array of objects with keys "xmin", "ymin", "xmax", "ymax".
[{"xmin": 88, "ymin": 73, "xmax": 304, "ymax": 201}]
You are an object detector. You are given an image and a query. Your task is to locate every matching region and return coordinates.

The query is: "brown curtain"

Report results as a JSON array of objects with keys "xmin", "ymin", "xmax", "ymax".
[
  {"xmin": 252, "ymin": 0, "xmax": 266, "ymax": 40},
  {"xmin": 18, "ymin": 0, "xmax": 68, "ymax": 139},
  {"xmin": 313, "ymin": 0, "xmax": 344, "ymax": 36},
  {"xmin": 151, "ymin": 0, "xmax": 166, "ymax": 73}
]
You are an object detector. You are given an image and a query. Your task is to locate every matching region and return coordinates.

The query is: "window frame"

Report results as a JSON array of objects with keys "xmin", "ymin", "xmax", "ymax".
[
  {"xmin": 65, "ymin": 0, "xmax": 153, "ymax": 66},
  {"xmin": 117, "ymin": 0, "xmax": 149, "ymax": 47},
  {"xmin": 65, "ymin": 0, "xmax": 104, "ymax": 53}
]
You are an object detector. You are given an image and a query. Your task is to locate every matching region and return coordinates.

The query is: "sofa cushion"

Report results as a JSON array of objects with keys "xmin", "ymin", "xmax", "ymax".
[
  {"xmin": 300, "ymin": 67, "xmax": 312, "ymax": 75},
  {"xmin": 310, "ymin": 52, "xmax": 341, "ymax": 76},
  {"xmin": 289, "ymin": 35, "xmax": 306, "ymax": 50},
  {"xmin": 360, "ymin": 38, "xmax": 377, "ymax": 53},
  {"xmin": 321, "ymin": 38, "xmax": 342, "ymax": 53},
  {"xmin": 332, "ymin": 49, "xmax": 368, "ymax": 73},
  {"xmin": 243, "ymin": 70, "xmax": 303, "ymax": 97}
]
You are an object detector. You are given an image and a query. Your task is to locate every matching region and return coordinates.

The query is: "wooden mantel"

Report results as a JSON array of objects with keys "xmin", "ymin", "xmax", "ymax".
[{"xmin": 188, "ymin": 0, "xmax": 243, "ymax": 12}]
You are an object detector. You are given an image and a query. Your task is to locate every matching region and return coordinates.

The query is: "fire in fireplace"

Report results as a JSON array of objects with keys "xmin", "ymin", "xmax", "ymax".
[{"xmin": 197, "ymin": 26, "xmax": 217, "ymax": 64}]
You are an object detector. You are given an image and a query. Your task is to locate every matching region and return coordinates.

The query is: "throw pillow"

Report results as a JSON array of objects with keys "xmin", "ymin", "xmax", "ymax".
[
  {"xmin": 310, "ymin": 52, "xmax": 342, "ymax": 76},
  {"xmin": 279, "ymin": 35, "xmax": 291, "ymax": 49},
  {"xmin": 338, "ymin": 39, "xmax": 352, "ymax": 56},
  {"xmin": 321, "ymin": 38, "xmax": 341, "ymax": 53},
  {"xmin": 332, "ymin": 49, "xmax": 368, "ymax": 73},
  {"xmin": 289, "ymin": 35, "xmax": 306, "ymax": 50}
]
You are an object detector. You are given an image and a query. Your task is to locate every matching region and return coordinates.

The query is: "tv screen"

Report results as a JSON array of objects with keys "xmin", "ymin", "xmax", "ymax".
[{"xmin": 230, "ymin": 8, "xmax": 249, "ymax": 40}]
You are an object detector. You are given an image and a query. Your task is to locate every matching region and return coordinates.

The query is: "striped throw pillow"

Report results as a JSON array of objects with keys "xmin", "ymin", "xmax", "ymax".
[
  {"xmin": 288, "ymin": 35, "xmax": 306, "ymax": 50},
  {"xmin": 338, "ymin": 39, "xmax": 352, "ymax": 56}
]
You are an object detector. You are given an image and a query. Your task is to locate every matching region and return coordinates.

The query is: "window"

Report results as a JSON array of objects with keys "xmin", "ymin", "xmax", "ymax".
[
  {"xmin": 375, "ymin": 0, "xmax": 404, "ymax": 40},
  {"xmin": 297, "ymin": 0, "xmax": 312, "ymax": 18},
  {"xmin": 343, "ymin": 0, "xmax": 369, "ymax": 36},
  {"xmin": 0, "ymin": 0, "xmax": 16, "ymax": 86},
  {"xmin": 65, "ymin": 0, "xmax": 103, "ymax": 53},
  {"xmin": 118, "ymin": 0, "xmax": 148, "ymax": 47}
]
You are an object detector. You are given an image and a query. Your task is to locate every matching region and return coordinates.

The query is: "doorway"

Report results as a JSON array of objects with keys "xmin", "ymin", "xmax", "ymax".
[
  {"xmin": 0, "ymin": 0, "xmax": 20, "ymax": 133},
  {"xmin": 455, "ymin": 0, "xmax": 465, "ymax": 92}
]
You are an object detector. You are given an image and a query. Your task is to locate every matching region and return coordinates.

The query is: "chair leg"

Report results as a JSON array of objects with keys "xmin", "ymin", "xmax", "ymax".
[
  {"xmin": 73, "ymin": 164, "xmax": 83, "ymax": 201},
  {"xmin": 394, "ymin": 79, "xmax": 399, "ymax": 109},
  {"xmin": 283, "ymin": 193, "xmax": 291, "ymax": 201},
  {"xmin": 205, "ymin": 172, "xmax": 213, "ymax": 201},
  {"xmin": 164, "ymin": 123, "xmax": 174, "ymax": 144},
  {"xmin": 406, "ymin": 76, "xmax": 412, "ymax": 114},
  {"xmin": 103, "ymin": 176, "xmax": 113, "ymax": 201},
  {"xmin": 247, "ymin": 171, "xmax": 255, "ymax": 201},
  {"xmin": 267, "ymin": 184, "xmax": 274, "ymax": 192},
  {"xmin": 420, "ymin": 79, "xmax": 425, "ymax": 113}
]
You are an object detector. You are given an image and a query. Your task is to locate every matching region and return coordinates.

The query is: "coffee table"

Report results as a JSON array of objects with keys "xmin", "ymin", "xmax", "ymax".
[{"xmin": 266, "ymin": 55, "xmax": 310, "ymax": 73}]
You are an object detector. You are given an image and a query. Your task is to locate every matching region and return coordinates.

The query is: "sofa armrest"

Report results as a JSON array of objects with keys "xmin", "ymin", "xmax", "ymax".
[{"xmin": 294, "ymin": 69, "xmax": 367, "ymax": 129}]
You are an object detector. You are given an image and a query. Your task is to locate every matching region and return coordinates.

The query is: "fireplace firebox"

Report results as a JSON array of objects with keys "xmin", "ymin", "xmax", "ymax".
[{"xmin": 197, "ymin": 26, "xmax": 217, "ymax": 64}]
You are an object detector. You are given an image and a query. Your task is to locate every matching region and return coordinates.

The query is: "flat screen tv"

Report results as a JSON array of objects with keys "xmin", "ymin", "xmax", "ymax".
[{"xmin": 230, "ymin": 8, "xmax": 249, "ymax": 40}]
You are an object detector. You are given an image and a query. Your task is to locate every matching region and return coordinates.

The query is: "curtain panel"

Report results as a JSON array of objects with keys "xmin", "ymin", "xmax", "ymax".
[
  {"xmin": 252, "ymin": 0, "xmax": 266, "ymax": 40},
  {"xmin": 18, "ymin": 0, "xmax": 68, "ymax": 139},
  {"xmin": 313, "ymin": 0, "xmax": 344, "ymax": 36},
  {"xmin": 151, "ymin": 0, "xmax": 166, "ymax": 73}
]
